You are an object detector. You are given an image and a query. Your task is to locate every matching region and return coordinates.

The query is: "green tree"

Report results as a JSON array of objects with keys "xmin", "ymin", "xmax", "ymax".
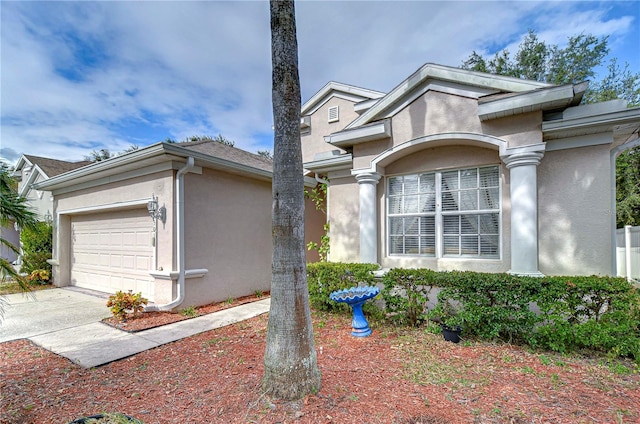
[
  {"xmin": 461, "ymin": 30, "xmax": 640, "ymax": 226},
  {"xmin": 257, "ymin": 149, "xmax": 273, "ymax": 160},
  {"xmin": 1, "ymin": 163, "xmax": 38, "ymax": 291},
  {"xmin": 262, "ymin": 0, "xmax": 321, "ymax": 400},
  {"xmin": 184, "ymin": 134, "xmax": 235, "ymax": 146},
  {"xmin": 84, "ymin": 148, "xmax": 113, "ymax": 162}
]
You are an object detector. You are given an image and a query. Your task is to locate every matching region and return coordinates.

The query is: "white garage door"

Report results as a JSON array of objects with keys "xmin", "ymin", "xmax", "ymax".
[{"xmin": 70, "ymin": 209, "xmax": 154, "ymax": 300}]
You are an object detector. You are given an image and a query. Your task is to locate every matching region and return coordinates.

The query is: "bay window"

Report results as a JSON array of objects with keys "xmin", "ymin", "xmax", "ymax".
[{"xmin": 388, "ymin": 165, "xmax": 500, "ymax": 258}]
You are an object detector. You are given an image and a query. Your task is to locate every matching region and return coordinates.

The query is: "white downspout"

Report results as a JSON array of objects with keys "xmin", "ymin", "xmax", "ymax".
[{"xmin": 146, "ymin": 157, "xmax": 195, "ymax": 312}]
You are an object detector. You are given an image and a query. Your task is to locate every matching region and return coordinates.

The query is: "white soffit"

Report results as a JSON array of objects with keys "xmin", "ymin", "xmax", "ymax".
[
  {"xmin": 543, "ymin": 106, "xmax": 640, "ymax": 141},
  {"xmin": 478, "ymin": 84, "xmax": 577, "ymax": 121},
  {"xmin": 304, "ymin": 153, "xmax": 353, "ymax": 173},
  {"xmin": 324, "ymin": 120, "xmax": 391, "ymax": 148}
]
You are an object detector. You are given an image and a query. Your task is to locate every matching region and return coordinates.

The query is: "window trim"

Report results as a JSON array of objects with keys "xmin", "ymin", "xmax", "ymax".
[{"xmin": 386, "ymin": 165, "xmax": 502, "ymax": 259}]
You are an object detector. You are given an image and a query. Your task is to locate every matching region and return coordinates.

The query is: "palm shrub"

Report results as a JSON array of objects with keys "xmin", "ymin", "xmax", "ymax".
[{"xmin": 0, "ymin": 163, "xmax": 38, "ymax": 291}]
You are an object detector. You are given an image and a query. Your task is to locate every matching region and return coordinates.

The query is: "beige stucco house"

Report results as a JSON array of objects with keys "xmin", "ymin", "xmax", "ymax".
[
  {"xmin": 301, "ymin": 63, "xmax": 640, "ymax": 277},
  {"xmin": 34, "ymin": 140, "xmax": 325, "ymax": 310}
]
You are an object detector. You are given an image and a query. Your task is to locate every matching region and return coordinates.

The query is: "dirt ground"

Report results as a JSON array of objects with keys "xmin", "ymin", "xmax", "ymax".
[{"xmin": 1, "ymin": 297, "xmax": 639, "ymax": 424}]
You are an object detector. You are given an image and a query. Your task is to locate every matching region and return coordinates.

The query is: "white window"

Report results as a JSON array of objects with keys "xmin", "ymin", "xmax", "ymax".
[
  {"xmin": 328, "ymin": 105, "xmax": 339, "ymax": 123},
  {"xmin": 388, "ymin": 165, "xmax": 500, "ymax": 258}
]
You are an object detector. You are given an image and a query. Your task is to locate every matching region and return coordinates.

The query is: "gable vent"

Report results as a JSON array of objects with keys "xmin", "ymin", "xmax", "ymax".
[{"xmin": 328, "ymin": 105, "xmax": 339, "ymax": 123}]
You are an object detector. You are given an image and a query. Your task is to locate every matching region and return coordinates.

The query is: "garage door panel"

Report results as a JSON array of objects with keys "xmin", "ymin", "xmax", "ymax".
[{"xmin": 71, "ymin": 209, "xmax": 154, "ymax": 300}]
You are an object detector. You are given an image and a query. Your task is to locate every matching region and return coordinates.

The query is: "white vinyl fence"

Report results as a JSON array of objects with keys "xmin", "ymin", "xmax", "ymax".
[{"xmin": 616, "ymin": 225, "xmax": 640, "ymax": 282}]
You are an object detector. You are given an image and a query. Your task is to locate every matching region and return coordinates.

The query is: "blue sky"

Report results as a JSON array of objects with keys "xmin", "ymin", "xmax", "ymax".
[{"xmin": 1, "ymin": 1, "xmax": 639, "ymax": 163}]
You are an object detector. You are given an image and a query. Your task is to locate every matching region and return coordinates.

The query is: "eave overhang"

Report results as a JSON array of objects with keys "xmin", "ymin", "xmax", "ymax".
[
  {"xmin": 478, "ymin": 82, "xmax": 588, "ymax": 121},
  {"xmin": 542, "ymin": 105, "xmax": 640, "ymax": 141},
  {"xmin": 304, "ymin": 154, "xmax": 353, "ymax": 174},
  {"xmin": 323, "ymin": 119, "xmax": 391, "ymax": 148},
  {"xmin": 34, "ymin": 143, "xmax": 274, "ymax": 192}
]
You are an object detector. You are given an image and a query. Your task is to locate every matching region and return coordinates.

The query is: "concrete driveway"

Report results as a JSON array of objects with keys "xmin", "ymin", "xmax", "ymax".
[
  {"xmin": 0, "ymin": 287, "xmax": 112, "ymax": 343},
  {"xmin": 0, "ymin": 287, "xmax": 270, "ymax": 368}
]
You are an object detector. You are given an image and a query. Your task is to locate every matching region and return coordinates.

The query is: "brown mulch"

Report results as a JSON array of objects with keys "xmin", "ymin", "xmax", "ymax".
[
  {"xmin": 102, "ymin": 293, "xmax": 270, "ymax": 332},
  {"xmin": 2, "ymin": 305, "xmax": 639, "ymax": 424}
]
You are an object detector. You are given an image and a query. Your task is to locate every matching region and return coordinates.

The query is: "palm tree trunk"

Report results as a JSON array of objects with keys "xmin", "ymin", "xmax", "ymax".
[{"xmin": 262, "ymin": 0, "xmax": 321, "ymax": 400}]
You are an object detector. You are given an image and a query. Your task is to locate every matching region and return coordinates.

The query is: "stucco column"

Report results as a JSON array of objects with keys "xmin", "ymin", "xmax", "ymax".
[
  {"xmin": 501, "ymin": 145, "xmax": 545, "ymax": 276},
  {"xmin": 354, "ymin": 171, "xmax": 381, "ymax": 264}
]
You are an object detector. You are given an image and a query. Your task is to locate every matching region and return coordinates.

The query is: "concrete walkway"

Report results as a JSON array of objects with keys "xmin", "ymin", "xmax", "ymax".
[{"xmin": 0, "ymin": 288, "xmax": 270, "ymax": 368}]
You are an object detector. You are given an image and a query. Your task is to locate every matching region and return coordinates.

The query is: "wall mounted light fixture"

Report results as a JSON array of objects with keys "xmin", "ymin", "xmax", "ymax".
[{"xmin": 147, "ymin": 195, "xmax": 166, "ymax": 225}]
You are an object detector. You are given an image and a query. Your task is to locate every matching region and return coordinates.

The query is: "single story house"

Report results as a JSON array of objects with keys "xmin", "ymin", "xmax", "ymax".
[
  {"xmin": 301, "ymin": 63, "xmax": 640, "ymax": 276},
  {"xmin": 34, "ymin": 140, "xmax": 325, "ymax": 310}
]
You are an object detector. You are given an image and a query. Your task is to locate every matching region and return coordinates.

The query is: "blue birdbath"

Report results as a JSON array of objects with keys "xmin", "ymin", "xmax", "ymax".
[{"xmin": 330, "ymin": 286, "xmax": 380, "ymax": 337}]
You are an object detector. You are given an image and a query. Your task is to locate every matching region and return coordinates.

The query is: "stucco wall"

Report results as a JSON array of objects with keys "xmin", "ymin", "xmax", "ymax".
[
  {"xmin": 301, "ymin": 97, "xmax": 359, "ymax": 163},
  {"xmin": 538, "ymin": 144, "xmax": 613, "ymax": 276},
  {"xmin": 180, "ymin": 169, "xmax": 273, "ymax": 307},
  {"xmin": 481, "ymin": 112, "xmax": 542, "ymax": 147},
  {"xmin": 326, "ymin": 172, "xmax": 360, "ymax": 263},
  {"xmin": 391, "ymin": 91, "xmax": 482, "ymax": 144}
]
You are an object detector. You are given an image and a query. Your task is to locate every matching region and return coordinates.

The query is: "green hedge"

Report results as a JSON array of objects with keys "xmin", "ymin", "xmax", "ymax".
[
  {"xmin": 306, "ymin": 262, "xmax": 379, "ymax": 313},
  {"xmin": 313, "ymin": 264, "xmax": 640, "ymax": 362}
]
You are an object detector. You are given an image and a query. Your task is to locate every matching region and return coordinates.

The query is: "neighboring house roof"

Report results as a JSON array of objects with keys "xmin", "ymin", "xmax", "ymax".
[
  {"xmin": 13, "ymin": 154, "xmax": 91, "ymax": 196},
  {"xmin": 22, "ymin": 155, "xmax": 92, "ymax": 178}
]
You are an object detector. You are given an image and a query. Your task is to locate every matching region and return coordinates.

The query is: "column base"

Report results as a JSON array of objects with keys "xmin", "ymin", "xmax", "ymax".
[{"xmin": 508, "ymin": 270, "xmax": 545, "ymax": 277}]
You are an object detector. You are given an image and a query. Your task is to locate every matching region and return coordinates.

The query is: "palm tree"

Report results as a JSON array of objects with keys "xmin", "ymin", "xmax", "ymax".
[
  {"xmin": 1, "ymin": 162, "xmax": 38, "ymax": 291},
  {"xmin": 262, "ymin": 0, "xmax": 321, "ymax": 400}
]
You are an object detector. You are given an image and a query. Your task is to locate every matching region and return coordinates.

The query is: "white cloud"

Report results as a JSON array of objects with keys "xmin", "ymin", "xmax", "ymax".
[{"xmin": 1, "ymin": 1, "xmax": 637, "ymax": 163}]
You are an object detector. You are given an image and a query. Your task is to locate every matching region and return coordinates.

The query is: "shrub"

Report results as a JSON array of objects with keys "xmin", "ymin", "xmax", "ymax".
[
  {"xmin": 106, "ymin": 290, "xmax": 148, "ymax": 321},
  {"xmin": 376, "ymin": 268, "xmax": 640, "ymax": 362},
  {"xmin": 381, "ymin": 268, "xmax": 438, "ymax": 326},
  {"xmin": 20, "ymin": 221, "xmax": 52, "ymax": 275},
  {"xmin": 26, "ymin": 269, "xmax": 50, "ymax": 285},
  {"xmin": 532, "ymin": 276, "xmax": 640, "ymax": 359},
  {"xmin": 307, "ymin": 262, "xmax": 379, "ymax": 312}
]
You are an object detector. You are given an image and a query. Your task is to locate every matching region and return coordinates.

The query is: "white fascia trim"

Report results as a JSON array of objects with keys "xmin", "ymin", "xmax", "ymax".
[
  {"xmin": 324, "ymin": 120, "xmax": 391, "ymax": 148},
  {"xmin": 34, "ymin": 143, "xmax": 170, "ymax": 190},
  {"xmin": 163, "ymin": 143, "xmax": 273, "ymax": 182},
  {"xmin": 303, "ymin": 175, "xmax": 319, "ymax": 188},
  {"xmin": 360, "ymin": 132, "xmax": 508, "ymax": 174},
  {"xmin": 383, "ymin": 81, "xmax": 499, "ymax": 121},
  {"xmin": 545, "ymin": 133, "xmax": 613, "ymax": 152},
  {"xmin": 44, "ymin": 161, "xmax": 180, "ymax": 195},
  {"xmin": 478, "ymin": 84, "xmax": 576, "ymax": 121},
  {"xmin": 58, "ymin": 198, "xmax": 152, "ymax": 215},
  {"xmin": 542, "ymin": 107, "xmax": 640, "ymax": 137},
  {"xmin": 301, "ymin": 81, "xmax": 385, "ymax": 115},
  {"xmin": 19, "ymin": 165, "xmax": 49, "ymax": 197},
  {"xmin": 354, "ymin": 98, "xmax": 381, "ymax": 114},
  {"xmin": 346, "ymin": 63, "xmax": 551, "ymax": 129},
  {"xmin": 304, "ymin": 154, "xmax": 353, "ymax": 173}
]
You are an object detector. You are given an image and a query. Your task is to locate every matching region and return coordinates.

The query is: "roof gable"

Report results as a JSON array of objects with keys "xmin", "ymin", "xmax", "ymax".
[
  {"xmin": 301, "ymin": 82, "xmax": 385, "ymax": 116},
  {"xmin": 346, "ymin": 63, "xmax": 552, "ymax": 129}
]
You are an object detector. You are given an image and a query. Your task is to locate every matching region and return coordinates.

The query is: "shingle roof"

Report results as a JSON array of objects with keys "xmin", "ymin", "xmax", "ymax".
[
  {"xmin": 24, "ymin": 155, "xmax": 92, "ymax": 177},
  {"xmin": 177, "ymin": 140, "xmax": 273, "ymax": 173}
]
